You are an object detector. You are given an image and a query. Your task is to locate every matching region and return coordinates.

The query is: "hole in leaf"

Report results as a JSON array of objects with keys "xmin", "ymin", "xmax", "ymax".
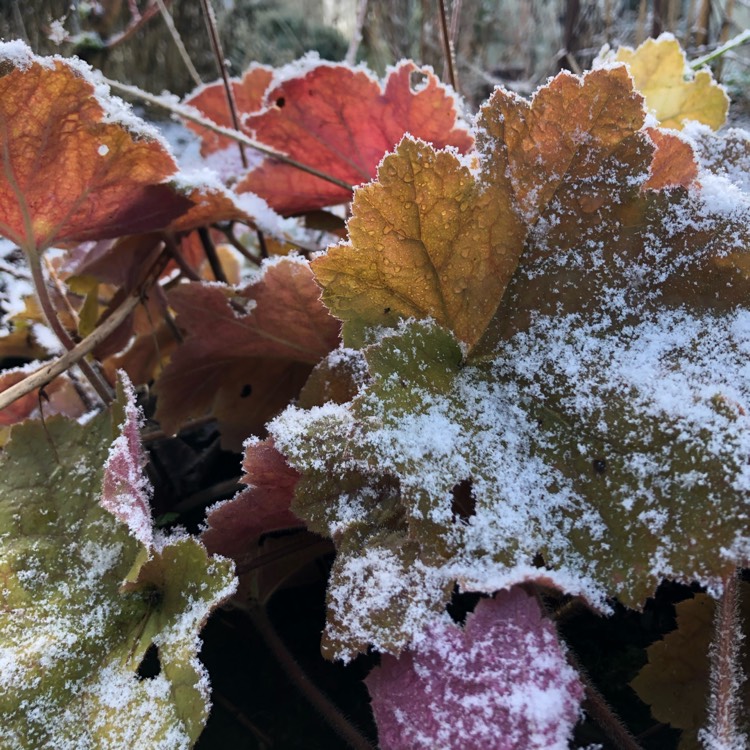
[
  {"xmin": 276, "ymin": 96, "xmax": 286, "ymax": 108},
  {"xmin": 592, "ymin": 458, "xmax": 607, "ymax": 475},
  {"xmin": 408, "ymin": 69, "xmax": 428, "ymax": 94},
  {"xmin": 450, "ymin": 479, "xmax": 476, "ymax": 521},
  {"xmin": 136, "ymin": 643, "xmax": 161, "ymax": 680},
  {"xmin": 240, "ymin": 384, "xmax": 253, "ymax": 398}
]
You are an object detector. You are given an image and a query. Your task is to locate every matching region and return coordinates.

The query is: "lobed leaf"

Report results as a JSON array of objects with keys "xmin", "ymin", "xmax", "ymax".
[
  {"xmin": 270, "ymin": 62, "xmax": 750, "ymax": 655},
  {"xmin": 185, "ymin": 57, "xmax": 473, "ymax": 216},
  {"xmin": 153, "ymin": 256, "xmax": 341, "ymax": 447},
  {"xmin": 613, "ymin": 35, "xmax": 728, "ymax": 130},
  {"xmin": 0, "ymin": 376, "xmax": 236, "ymax": 748}
]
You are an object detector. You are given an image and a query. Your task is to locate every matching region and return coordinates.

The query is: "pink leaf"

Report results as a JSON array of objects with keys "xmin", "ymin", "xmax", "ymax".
[
  {"xmin": 101, "ymin": 374, "xmax": 153, "ymax": 547},
  {"xmin": 365, "ymin": 588, "xmax": 584, "ymax": 750}
]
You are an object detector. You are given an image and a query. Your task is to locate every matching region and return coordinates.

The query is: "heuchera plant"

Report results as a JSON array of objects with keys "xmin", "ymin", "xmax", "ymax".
[{"xmin": 1, "ymin": 29, "xmax": 750, "ymax": 749}]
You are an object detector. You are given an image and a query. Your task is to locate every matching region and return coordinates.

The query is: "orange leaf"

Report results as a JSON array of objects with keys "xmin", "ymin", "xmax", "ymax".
[
  {"xmin": 231, "ymin": 59, "xmax": 472, "ymax": 215},
  {"xmin": 0, "ymin": 42, "xmax": 191, "ymax": 251},
  {"xmin": 313, "ymin": 137, "xmax": 527, "ymax": 350},
  {"xmin": 645, "ymin": 128, "xmax": 698, "ymax": 190},
  {"xmin": 153, "ymin": 257, "xmax": 341, "ymax": 445}
]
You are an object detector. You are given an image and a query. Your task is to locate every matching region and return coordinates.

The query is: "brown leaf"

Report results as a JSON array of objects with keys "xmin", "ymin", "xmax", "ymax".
[{"xmin": 153, "ymin": 257, "xmax": 341, "ymax": 445}]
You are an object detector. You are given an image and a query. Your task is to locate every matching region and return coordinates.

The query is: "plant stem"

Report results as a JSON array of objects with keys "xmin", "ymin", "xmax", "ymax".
[
  {"xmin": 702, "ymin": 568, "xmax": 747, "ymax": 748},
  {"xmin": 155, "ymin": 0, "xmax": 202, "ymax": 87},
  {"xmin": 197, "ymin": 226, "xmax": 228, "ymax": 282},
  {"xmin": 691, "ymin": 28, "xmax": 750, "ymax": 68},
  {"xmin": 103, "ymin": 78, "xmax": 354, "ymax": 192},
  {"xmin": 244, "ymin": 603, "xmax": 375, "ymax": 750},
  {"xmin": 162, "ymin": 233, "xmax": 201, "ymax": 281},
  {"xmin": 0, "ymin": 291, "xmax": 141, "ymax": 412},
  {"xmin": 438, "ymin": 0, "xmax": 459, "ymax": 92},
  {"xmin": 26, "ymin": 245, "xmax": 114, "ymax": 405},
  {"xmin": 199, "ymin": 0, "xmax": 247, "ymax": 169}
]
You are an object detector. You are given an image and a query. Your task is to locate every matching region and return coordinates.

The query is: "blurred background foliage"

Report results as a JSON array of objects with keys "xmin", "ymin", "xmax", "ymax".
[{"xmin": 1, "ymin": 0, "xmax": 748, "ymax": 114}]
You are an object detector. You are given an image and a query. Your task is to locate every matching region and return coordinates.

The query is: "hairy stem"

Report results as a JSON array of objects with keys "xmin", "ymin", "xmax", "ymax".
[
  {"xmin": 244, "ymin": 603, "xmax": 375, "ymax": 750},
  {"xmin": 701, "ymin": 568, "xmax": 747, "ymax": 749}
]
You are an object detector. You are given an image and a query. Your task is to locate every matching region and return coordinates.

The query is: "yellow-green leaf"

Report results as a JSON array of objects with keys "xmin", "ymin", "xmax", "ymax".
[{"xmin": 615, "ymin": 36, "xmax": 728, "ymax": 130}]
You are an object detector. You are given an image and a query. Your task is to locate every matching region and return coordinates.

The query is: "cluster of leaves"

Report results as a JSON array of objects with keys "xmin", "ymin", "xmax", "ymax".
[{"xmin": 2, "ymin": 31, "xmax": 750, "ymax": 749}]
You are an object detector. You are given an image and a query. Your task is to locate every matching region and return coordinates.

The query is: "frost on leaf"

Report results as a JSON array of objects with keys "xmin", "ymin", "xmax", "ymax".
[
  {"xmin": 226, "ymin": 59, "xmax": 473, "ymax": 215},
  {"xmin": 613, "ymin": 35, "xmax": 728, "ymax": 130},
  {"xmin": 0, "ymin": 42, "xmax": 192, "ymax": 251},
  {"xmin": 314, "ymin": 66, "xmax": 661, "ymax": 351},
  {"xmin": 0, "ymin": 377, "xmax": 235, "ymax": 749},
  {"xmin": 270, "ymin": 65, "xmax": 750, "ymax": 656},
  {"xmin": 153, "ymin": 257, "xmax": 341, "ymax": 447},
  {"xmin": 365, "ymin": 589, "xmax": 583, "ymax": 750}
]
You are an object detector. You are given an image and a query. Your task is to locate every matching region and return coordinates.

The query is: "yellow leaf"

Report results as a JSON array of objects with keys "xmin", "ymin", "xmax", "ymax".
[
  {"xmin": 313, "ymin": 137, "xmax": 527, "ymax": 350},
  {"xmin": 615, "ymin": 36, "xmax": 728, "ymax": 130}
]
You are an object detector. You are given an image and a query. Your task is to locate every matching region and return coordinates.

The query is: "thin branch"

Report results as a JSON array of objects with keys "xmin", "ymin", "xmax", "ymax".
[
  {"xmin": 691, "ymin": 28, "xmax": 750, "ymax": 67},
  {"xmin": 162, "ymin": 233, "xmax": 201, "ymax": 281},
  {"xmin": 26, "ymin": 245, "xmax": 113, "ymax": 405},
  {"xmin": 438, "ymin": 0, "xmax": 459, "ymax": 92},
  {"xmin": 243, "ymin": 604, "xmax": 376, "ymax": 750},
  {"xmin": 103, "ymin": 78, "xmax": 354, "ymax": 192},
  {"xmin": 345, "ymin": 0, "xmax": 369, "ymax": 65},
  {"xmin": 214, "ymin": 223, "xmax": 261, "ymax": 265},
  {"xmin": 199, "ymin": 0, "xmax": 247, "ymax": 168},
  {"xmin": 0, "ymin": 292, "xmax": 141, "ymax": 413},
  {"xmin": 155, "ymin": 0, "xmax": 202, "ymax": 87},
  {"xmin": 198, "ymin": 226, "xmax": 228, "ymax": 282}
]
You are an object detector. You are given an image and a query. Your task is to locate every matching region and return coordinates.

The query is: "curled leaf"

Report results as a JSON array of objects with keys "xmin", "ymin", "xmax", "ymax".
[{"xmin": 0, "ymin": 376, "xmax": 236, "ymax": 748}]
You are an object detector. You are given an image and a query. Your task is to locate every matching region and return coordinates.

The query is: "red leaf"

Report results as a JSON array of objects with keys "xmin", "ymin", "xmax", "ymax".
[
  {"xmin": 202, "ymin": 438, "xmax": 301, "ymax": 560},
  {"xmin": 183, "ymin": 66, "xmax": 272, "ymax": 158},
  {"xmin": 186, "ymin": 58, "xmax": 472, "ymax": 216},
  {"xmin": 0, "ymin": 42, "xmax": 192, "ymax": 250},
  {"xmin": 153, "ymin": 257, "xmax": 341, "ymax": 443},
  {"xmin": 366, "ymin": 588, "xmax": 584, "ymax": 750}
]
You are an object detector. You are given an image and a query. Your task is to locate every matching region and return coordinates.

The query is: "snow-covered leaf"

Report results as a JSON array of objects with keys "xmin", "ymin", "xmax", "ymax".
[
  {"xmin": 365, "ymin": 589, "xmax": 584, "ymax": 750},
  {"xmin": 0, "ymin": 377, "xmax": 236, "ymax": 748}
]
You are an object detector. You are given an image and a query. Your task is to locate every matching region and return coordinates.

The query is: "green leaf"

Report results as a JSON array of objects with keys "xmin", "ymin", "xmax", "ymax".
[{"xmin": 0, "ymin": 382, "xmax": 236, "ymax": 748}]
